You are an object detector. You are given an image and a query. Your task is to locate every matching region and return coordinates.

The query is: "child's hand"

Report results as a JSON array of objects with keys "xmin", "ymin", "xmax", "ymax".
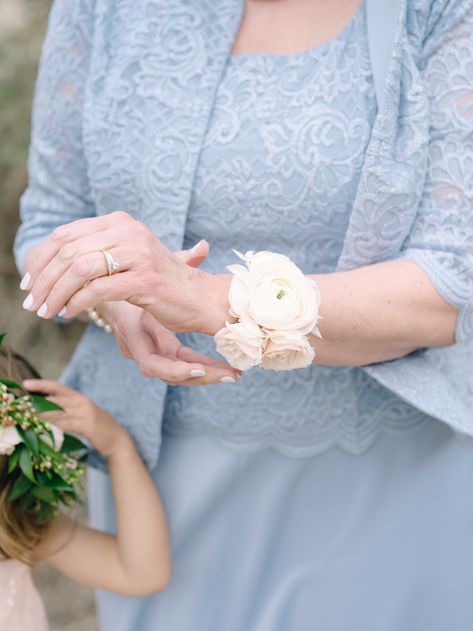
[{"xmin": 22, "ymin": 380, "xmax": 131, "ymax": 458}]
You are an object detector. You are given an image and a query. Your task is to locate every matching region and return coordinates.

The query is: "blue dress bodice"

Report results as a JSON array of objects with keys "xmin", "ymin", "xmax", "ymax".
[
  {"xmin": 162, "ymin": 4, "xmax": 428, "ymax": 455},
  {"xmin": 15, "ymin": 0, "xmax": 473, "ymax": 470}
]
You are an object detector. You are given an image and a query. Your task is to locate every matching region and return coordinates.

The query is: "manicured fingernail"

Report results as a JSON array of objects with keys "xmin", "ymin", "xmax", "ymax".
[
  {"xmin": 37, "ymin": 302, "xmax": 48, "ymax": 318},
  {"xmin": 220, "ymin": 376, "xmax": 236, "ymax": 383},
  {"xmin": 58, "ymin": 306, "xmax": 67, "ymax": 317},
  {"xmin": 190, "ymin": 369, "xmax": 206, "ymax": 377},
  {"xmin": 22, "ymin": 294, "xmax": 34, "ymax": 310},
  {"xmin": 191, "ymin": 240, "xmax": 204, "ymax": 252},
  {"xmin": 20, "ymin": 272, "xmax": 31, "ymax": 290}
]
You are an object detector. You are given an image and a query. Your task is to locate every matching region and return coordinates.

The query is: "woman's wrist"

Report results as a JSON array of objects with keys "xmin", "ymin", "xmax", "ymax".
[
  {"xmin": 93, "ymin": 300, "xmax": 134, "ymax": 332},
  {"xmin": 212, "ymin": 250, "xmax": 322, "ymax": 371},
  {"xmin": 84, "ymin": 276, "xmax": 231, "ymax": 338},
  {"xmin": 193, "ymin": 270, "xmax": 233, "ymax": 336}
]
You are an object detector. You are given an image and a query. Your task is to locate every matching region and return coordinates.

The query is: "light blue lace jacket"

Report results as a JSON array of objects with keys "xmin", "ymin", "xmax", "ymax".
[{"xmin": 15, "ymin": 0, "xmax": 473, "ymax": 469}]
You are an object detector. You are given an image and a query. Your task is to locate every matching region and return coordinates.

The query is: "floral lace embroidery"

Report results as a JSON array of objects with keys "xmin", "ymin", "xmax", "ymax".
[
  {"xmin": 162, "ymin": 4, "xmax": 429, "ymax": 454},
  {"xmin": 14, "ymin": 0, "xmax": 473, "ymax": 467}
]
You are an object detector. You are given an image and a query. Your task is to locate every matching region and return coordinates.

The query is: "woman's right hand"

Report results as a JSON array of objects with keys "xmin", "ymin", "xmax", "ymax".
[{"xmin": 99, "ymin": 300, "xmax": 239, "ymax": 386}]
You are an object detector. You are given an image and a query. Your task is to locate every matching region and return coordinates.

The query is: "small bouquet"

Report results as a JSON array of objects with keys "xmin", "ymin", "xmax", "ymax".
[{"xmin": 0, "ymin": 334, "xmax": 86, "ymax": 523}]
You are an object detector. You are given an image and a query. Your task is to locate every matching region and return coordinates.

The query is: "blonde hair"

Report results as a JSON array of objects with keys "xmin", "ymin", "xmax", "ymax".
[{"xmin": 0, "ymin": 347, "xmax": 50, "ymax": 564}]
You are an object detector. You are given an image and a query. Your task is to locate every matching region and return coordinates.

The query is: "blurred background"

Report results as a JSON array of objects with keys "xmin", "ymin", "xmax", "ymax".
[{"xmin": 0, "ymin": 0, "xmax": 97, "ymax": 628}]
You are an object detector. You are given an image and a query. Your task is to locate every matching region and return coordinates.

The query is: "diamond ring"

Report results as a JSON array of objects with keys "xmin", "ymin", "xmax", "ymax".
[{"xmin": 101, "ymin": 250, "xmax": 120, "ymax": 276}]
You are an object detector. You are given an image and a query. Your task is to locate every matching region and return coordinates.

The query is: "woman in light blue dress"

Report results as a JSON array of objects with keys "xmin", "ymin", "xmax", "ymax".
[{"xmin": 15, "ymin": 0, "xmax": 473, "ymax": 629}]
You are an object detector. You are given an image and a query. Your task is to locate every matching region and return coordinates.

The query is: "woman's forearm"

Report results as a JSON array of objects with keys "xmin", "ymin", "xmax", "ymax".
[
  {"xmin": 309, "ymin": 260, "xmax": 457, "ymax": 366},
  {"xmin": 204, "ymin": 259, "xmax": 458, "ymax": 367}
]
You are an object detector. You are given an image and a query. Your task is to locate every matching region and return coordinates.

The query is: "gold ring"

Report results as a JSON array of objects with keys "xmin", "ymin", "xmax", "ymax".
[{"xmin": 101, "ymin": 250, "xmax": 120, "ymax": 276}]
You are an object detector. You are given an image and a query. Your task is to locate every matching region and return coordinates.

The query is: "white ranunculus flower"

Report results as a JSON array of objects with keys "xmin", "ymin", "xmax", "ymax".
[
  {"xmin": 214, "ymin": 317, "xmax": 265, "ymax": 370},
  {"xmin": 261, "ymin": 330, "xmax": 315, "ymax": 371},
  {"xmin": 227, "ymin": 250, "xmax": 320, "ymax": 334},
  {"xmin": 0, "ymin": 425, "xmax": 23, "ymax": 455},
  {"xmin": 42, "ymin": 424, "xmax": 65, "ymax": 452}
]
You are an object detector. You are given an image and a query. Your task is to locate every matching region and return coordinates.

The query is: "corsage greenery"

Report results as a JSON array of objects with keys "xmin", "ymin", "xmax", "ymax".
[{"xmin": 0, "ymin": 334, "xmax": 86, "ymax": 523}]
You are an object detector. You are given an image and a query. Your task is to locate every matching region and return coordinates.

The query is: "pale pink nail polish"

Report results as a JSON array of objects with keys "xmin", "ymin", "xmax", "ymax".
[
  {"xmin": 22, "ymin": 294, "xmax": 34, "ymax": 310},
  {"xmin": 190, "ymin": 369, "xmax": 206, "ymax": 378},
  {"xmin": 20, "ymin": 272, "xmax": 31, "ymax": 291},
  {"xmin": 37, "ymin": 303, "xmax": 48, "ymax": 318},
  {"xmin": 191, "ymin": 239, "xmax": 206, "ymax": 252}
]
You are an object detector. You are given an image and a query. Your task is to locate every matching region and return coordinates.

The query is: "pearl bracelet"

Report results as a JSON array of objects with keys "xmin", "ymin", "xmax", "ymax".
[
  {"xmin": 214, "ymin": 250, "xmax": 321, "ymax": 372},
  {"xmin": 87, "ymin": 307, "xmax": 112, "ymax": 334}
]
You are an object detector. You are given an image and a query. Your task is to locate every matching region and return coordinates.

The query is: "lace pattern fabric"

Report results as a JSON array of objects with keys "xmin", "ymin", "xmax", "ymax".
[
  {"xmin": 162, "ymin": 4, "xmax": 430, "ymax": 454},
  {"xmin": 13, "ymin": 0, "xmax": 473, "ymax": 468}
]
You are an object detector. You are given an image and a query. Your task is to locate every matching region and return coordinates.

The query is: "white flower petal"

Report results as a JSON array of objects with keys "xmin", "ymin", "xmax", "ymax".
[
  {"xmin": 214, "ymin": 319, "xmax": 264, "ymax": 370},
  {"xmin": 0, "ymin": 425, "xmax": 23, "ymax": 455},
  {"xmin": 42, "ymin": 424, "xmax": 65, "ymax": 452},
  {"xmin": 261, "ymin": 333, "xmax": 315, "ymax": 371}
]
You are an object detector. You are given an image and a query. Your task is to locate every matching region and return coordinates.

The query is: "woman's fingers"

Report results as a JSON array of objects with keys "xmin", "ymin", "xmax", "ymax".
[
  {"xmin": 175, "ymin": 240, "xmax": 209, "ymax": 268},
  {"xmin": 60, "ymin": 273, "xmax": 138, "ymax": 318},
  {"xmin": 137, "ymin": 352, "xmax": 238, "ymax": 386},
  {"xmin": 22, "ymin": 215, "xmax": 113, "ymax": 288},
  {"xmin": 177, "ymin": 345, "xmax": 238, "ymax": 372},
  {"xmin": 122, "ymin": 322, "xmax": 157, "ymax": 363},
  {"xmin": 23, "ymin": 232, "xmax": 122, "ymax": 313},
  {"xmin": 32, "ymin": 248, "xmax": 132, "ymax": 319},
  {"xmin": 137, "ymin": 352, "xmax": 210, "ymax": 383}
]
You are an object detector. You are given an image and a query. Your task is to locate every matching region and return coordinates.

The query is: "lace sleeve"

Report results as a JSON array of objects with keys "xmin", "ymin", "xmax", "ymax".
[
  {"xmin": 399, "ymin": 1, "xmax": 473, "ymax": 343},
  {"xmin": 14, "ymin": 0, "xmax": 96, "ymax": 272}
]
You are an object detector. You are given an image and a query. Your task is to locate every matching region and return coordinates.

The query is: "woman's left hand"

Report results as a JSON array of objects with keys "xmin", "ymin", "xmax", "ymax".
[
  {"xmin": 98, "ymin": 299, "xmax": 240, "ymax": 385},
  {"xmin": 21, "ymin": 211, "xmax": 230, "ymax": 336}
]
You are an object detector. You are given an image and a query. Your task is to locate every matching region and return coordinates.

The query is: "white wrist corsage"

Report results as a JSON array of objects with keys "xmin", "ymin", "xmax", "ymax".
[{"xmin": 214, "ymin": 250, "xmax": 321, "ymax": 371}]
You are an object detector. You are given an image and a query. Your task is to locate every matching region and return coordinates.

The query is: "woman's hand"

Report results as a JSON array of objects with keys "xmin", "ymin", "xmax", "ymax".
[
  {"xmin": 20, "ymin": 211, "xmax": 230, "ymax": 336},
  {"xmin": 22, "ymin": 379, "xmax": 130, "ymax": 457},
  {"xmin": 99, "ymin": 300, "xmax": 239, "ymax": 385},
  {"xmin": 97, "ymin": 241, "xmax": 239, "ymax": 384}
]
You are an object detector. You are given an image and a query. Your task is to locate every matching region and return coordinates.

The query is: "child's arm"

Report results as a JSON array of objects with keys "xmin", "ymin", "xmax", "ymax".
[{"xmin": 23, "ymin": 380, "xmax": 171, "ymax": 596}]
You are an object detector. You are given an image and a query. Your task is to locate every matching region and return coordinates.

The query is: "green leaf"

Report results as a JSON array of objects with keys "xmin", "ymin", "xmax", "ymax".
[
  {"xmin": 31, "ymin": 395, "xmax": 64, "ymax": 413},
  {"xmin": 19, "ymin": 448, "xmax": 36, "ymax": 483},
  {"xmin": 61, "ymin": 434, "xmax": 87, "ymax": 453},
  {"xmin": 7, "ymin": 447, "xmax": 21, "ymax": 473},
  {"xmin": 17, "ymin": 426, "xmax": 39, "ymax": 457},
  {"xmin": 32, "ymin": 486, "xmax": 56, "ymax": 503},
  {"xmin": 23, "ymin": 493, "xmax": 36, "ymax": 511},
  {"xmin": 9, "ymin": 473, "xmax": 33, "ymax": 501},
  {"xmin": 38, "ymin": 440, "xmax": 55, "ymax": 456},
  {"xmin": 0, "ymin": 378, "xmax": 25, "ymax": 392},
  {"xmin": 0, "ymin": 332, "xmax": 5, "ymax": 347},
  {"xmin": 37, "ymin": 502, "xmax": 57, "ymax": 524},
  {"xmin": 39, "ymin": 471, "xmax": 73, "ymax": 491}
]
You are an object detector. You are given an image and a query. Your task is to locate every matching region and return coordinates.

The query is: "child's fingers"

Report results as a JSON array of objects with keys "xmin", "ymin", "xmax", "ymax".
[
  {"xmin": 22, "ymin": 379, "xmax": 75, "ymax": 397},
  {"xmin": 53, "ymin": 417, "xmax": 90, "ymax": 439},
  {"xmin": 52, "ymin": 418, "xmax": 77, "ymax": 431},
  {"xmin": 39, "ymin": 412, "xmax": 68, "ymax": 426}
]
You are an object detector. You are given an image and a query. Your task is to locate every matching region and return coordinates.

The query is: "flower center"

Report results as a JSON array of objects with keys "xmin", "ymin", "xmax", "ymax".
[{"xmin": 276, "ymin": 289, "xmax": 286, "ymax": 300}]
